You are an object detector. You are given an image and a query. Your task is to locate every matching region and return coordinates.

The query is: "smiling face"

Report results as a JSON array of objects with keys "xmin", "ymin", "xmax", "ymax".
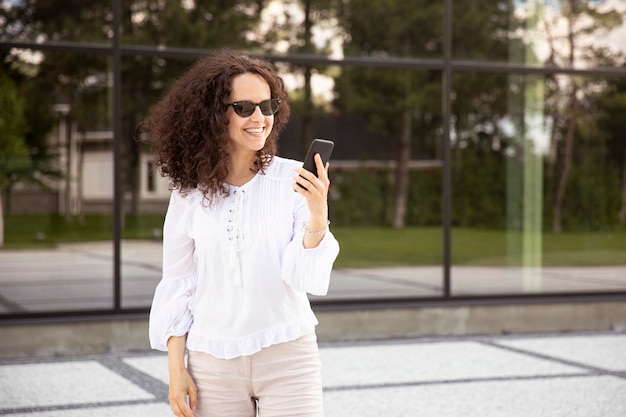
[{"xmin": 227, "ymin": 72, "xmax": 275, "ymax": 157}]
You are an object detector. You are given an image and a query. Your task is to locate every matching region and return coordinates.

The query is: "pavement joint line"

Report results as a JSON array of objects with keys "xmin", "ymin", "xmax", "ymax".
[
  {"xmin": 538, "ymin": 271, "xmax": 626, "ymax": 288},
  {"xmin": 58, "ymin": 245, "xmax": 163, "ymax": 273},
  {"xmin": 479, "ymin": 339, "xmax": 626, "ymax": 379},
  {"xmin": 120, "ymin": 261, "xmax": 162, "ymax": 273},
  {"xmin": 1, "ymin": 275, "xmax": 160, "ymax": 287},
  {"xmin": 0, "ymin": 293, "xmax": 25, "ymax": 313},
  {"xmin": 0, "ymin": 350, "xmax": 163, "ymax": 366},
  {"xmin": 343, "ymin": 271, "xmax": 442, "ymax": 292},
  {"xmin": 98, "ymin": 355, "xmax": 169, "ymax": 402},
  {"xmin": 0, "ymin": 399, "xmax": 163, "ymax": 415},
  {"xmin": 322, "ymin": 372, "xmax": 594, "ymax": 392}
]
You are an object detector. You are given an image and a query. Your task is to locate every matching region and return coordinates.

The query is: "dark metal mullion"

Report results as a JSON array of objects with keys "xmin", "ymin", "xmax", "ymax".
[
  {"xmin": 442, "ymin": 0, "xmax": 452, "ymax": 298},
  {"xmin": 3, "ymin": 40, "xmax": 626, "ymax": 77},
  {"xmin": 112, "ymin": 0, "xmax": 122, "ymax": 311},
  {"xmin": 311, "ymin": 291, "xmax": 626, "ymax": 311}
]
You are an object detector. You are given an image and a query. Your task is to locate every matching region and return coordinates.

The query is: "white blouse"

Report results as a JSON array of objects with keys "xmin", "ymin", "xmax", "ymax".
[{"xmin": 149, "ymin": 156, "xmax": 340, "ymax": 359}]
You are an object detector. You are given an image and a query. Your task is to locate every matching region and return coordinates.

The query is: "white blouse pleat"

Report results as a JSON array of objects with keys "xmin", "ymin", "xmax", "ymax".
[{"xmin": 227, "ymin": 189, "xmax": 245, "ymax": 287}]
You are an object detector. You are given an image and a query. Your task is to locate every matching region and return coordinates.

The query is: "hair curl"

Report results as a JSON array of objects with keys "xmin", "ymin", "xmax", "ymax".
[{"xmin": 142, "ymin": 50, "xmax": 291, "ymax": 202}]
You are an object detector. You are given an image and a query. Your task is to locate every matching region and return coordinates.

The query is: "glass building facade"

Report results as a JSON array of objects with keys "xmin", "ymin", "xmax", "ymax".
[{"xmin": 1, "ymin": 0, "xmax": 625, "ymax": 320}]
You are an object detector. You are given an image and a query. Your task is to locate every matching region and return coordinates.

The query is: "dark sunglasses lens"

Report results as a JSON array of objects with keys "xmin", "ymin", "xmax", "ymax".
[
  {"xmin": 259, "ymin": 99, "xmax": 280, "ymax": 116},
  {"xmin": 233, "ymin": 102, "xmax": 256, "ymax": 117}
]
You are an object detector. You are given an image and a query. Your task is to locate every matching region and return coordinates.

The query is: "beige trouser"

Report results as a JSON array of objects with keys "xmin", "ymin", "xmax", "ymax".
[{"xmin": 187, "ymin": 332, "xmax": 323, "ymax": 417}]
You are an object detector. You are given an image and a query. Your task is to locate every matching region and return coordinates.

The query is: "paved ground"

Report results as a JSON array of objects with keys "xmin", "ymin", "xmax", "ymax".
[{"xmin": 1, "ymin": 330, "xmax": 625, "ymax": 416}]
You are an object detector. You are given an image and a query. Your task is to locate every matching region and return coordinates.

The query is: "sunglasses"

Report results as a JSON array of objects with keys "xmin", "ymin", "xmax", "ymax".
[{"xmin": 228, "ymin": 99, "xmax": 281, "ymax": 117}]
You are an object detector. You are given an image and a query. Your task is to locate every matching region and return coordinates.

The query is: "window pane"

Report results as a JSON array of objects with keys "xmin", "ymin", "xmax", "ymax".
[
  {"xmin": 1, "ymin": 52, "xmax": 114, "ymax": 313},
  {"xmin": 288, "ymin": 65, "xmax": 444, "ymax": 301},
  {"xmin": 451, "ymin": 72, "xmax": 626, "ymax": 295},
  {"xmin": 117, "ymin": 55, "xmax": 191, "ymax": 309}
]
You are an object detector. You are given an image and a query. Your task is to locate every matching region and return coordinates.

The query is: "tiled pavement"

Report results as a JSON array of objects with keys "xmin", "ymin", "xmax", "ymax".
[{"xmin": 1, "ymin": 330, "xmax": 625, "ymax": 416}]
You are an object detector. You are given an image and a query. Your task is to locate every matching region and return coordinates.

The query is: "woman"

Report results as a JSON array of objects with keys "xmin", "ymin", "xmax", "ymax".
[{"xmin": 145, "ymin": 50, "xmax": 339, "ymax": 417}]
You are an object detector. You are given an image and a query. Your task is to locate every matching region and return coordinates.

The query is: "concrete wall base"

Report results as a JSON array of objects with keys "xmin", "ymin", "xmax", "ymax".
[
  {"xmin": 2, "ymin": 300, "xmax": 625, "ymax": 358},
  {"xmin": 315, "ymin": 300, "xmax": 626, "ymax": 342}
]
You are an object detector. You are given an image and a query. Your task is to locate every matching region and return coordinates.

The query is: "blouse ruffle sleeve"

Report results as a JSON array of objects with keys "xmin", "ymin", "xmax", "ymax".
[
  {"xmin": 280, "ymin": 195, "xmax": 340, "ymax": 296},
  {"xmin": 148, "ymin": 191, "xmax": 197, "ymax": 351}
]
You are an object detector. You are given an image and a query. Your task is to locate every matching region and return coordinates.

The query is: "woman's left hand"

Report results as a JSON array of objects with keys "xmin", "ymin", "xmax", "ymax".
[{"xmin": 293, "ymin": 153, "xmax": 330, "ymax": 248}]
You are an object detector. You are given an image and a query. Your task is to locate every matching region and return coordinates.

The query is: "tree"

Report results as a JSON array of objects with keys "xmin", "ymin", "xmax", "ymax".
[
  {"xmin": 593, "ymin": 69, "xmax": 626, "ymax": 225},
  {"xmin": 0, "ymin": 73, "xmax": 29, "ymax": 246},
  {"xmin": 254, "ymin": 0, "xmax": 341, "ymax": 155},
  {"xmin": 334, "ymin": 0, "xmax": 442, "ymax": 228},
  {"xmin": 542, "ymin": 0, "xmax": 623, "ymax": 232}
]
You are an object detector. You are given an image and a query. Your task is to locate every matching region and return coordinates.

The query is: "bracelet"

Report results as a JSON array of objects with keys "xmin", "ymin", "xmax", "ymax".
[{"xmin": 302, "ymin": 220, "xmax": 330, "ymax": 235}]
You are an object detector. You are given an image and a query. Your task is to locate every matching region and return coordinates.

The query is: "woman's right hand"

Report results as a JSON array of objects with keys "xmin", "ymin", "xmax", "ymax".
[
  {"xmin": 167, "ymin": 335, "xmax": 197, "ymax": 416},
  {"xmin": 168, "ymin": 367, "xmax": 197, "ymax": 417}
]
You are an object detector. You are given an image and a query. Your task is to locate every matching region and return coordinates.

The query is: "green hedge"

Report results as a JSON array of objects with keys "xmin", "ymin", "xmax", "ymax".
[{"xmin": 329, "ymin": 149, "xmax": 623, "ymax": 231}]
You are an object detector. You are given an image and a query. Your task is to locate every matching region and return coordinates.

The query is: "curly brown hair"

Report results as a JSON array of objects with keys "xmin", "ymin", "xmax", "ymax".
[{"xmin": 143, "ymin": 50, "xmax": 291, "ymax": 202}]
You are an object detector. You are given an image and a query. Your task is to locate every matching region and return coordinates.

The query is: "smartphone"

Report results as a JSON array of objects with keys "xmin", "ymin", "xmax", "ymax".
[{"xmin": 302, "ymin": 139, "xmax": 334, "ymax": 177}]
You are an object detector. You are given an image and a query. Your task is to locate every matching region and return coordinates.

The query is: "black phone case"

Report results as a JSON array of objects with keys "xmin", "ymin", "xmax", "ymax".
[{"xmin": 302, "ymin": 139, "xmax": 334, "ymax": 177}]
